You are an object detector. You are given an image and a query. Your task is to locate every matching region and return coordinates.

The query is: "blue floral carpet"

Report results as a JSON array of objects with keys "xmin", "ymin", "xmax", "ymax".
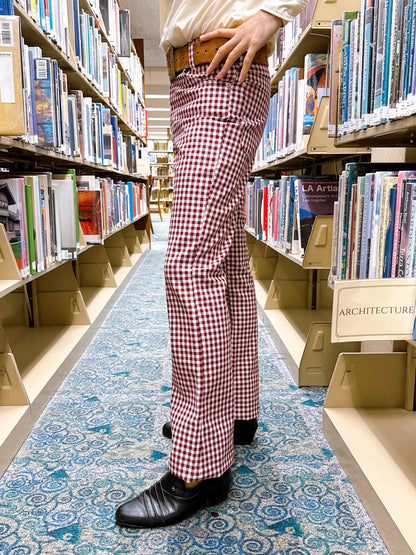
[{"xmin": 0, "ymin": 218, "xmax": 388, "ymax": 554}]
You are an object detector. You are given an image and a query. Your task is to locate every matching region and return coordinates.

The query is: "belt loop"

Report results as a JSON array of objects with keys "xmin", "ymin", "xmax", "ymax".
[{"xmin": 188, "ymin": 40, "xmax": 196, "ymax": 71}]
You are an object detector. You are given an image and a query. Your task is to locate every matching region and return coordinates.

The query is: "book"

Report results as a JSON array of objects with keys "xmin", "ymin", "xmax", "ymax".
[
  {"xmin": 0, "ymin": 0, "xmax": 13, "ymax": 14},
  {"xmin": 328, "ymin": 19, "xmax": 343, "ymax": 137},
  {"xmin": 77, "ymin": 189, "xmax": 103, "ymax": 243},
  {"xmin": 382, "ymin": 185, "xmax": 397, "ymax": 277},
  {"xmin": 0, "ymin": 177, "xmax": 29, "ymax": 277},
  {"xmin": 118, "ymin": 9, "xmax": 130, "ymax": 58},
  {"xmin": 302, "ymin": 53, "xmax": 328, "ymax": 135},
  {"xmin": 294, "ymin": 177, "xmax": 338, "ymax": 254},
  {"xmin": 0, "ymin": 16, "xmax": 26, "ymax": 135},
  {"xmin": 33, "ymin": 57, "xmax": 57, "ymax": 147}
]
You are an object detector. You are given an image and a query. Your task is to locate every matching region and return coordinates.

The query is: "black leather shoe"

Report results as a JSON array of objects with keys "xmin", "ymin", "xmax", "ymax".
[
  {"xmin": 115, "ymin": 469, "xmax": 232, "ymax": 528},
  {"xmin": 162, "ymin": 418, "xmax": 258, "ymax": 445}
]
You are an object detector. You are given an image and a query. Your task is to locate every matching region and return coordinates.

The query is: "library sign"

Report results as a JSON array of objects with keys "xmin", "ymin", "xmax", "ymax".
[{"xmin": 331, "ymin": 279, "xmax": 416, "ymax": 343}]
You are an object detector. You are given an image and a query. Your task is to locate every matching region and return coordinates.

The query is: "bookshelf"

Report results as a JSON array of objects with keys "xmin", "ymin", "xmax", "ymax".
[
  {"xmin": 271, "ymin": 0, "xmax": 363, "ymax": 85},
  {"xmin": 148, "ymin": 146, "xmax": 174, "ymax": 214},
  {"xmin": 247, "ymin": 216, "xmax": 360, "ymax": 386},
  {"xmin": 250, "ymin": 0, "xmax": 369, "ymax": 386},
  {"xmin": 0, "ymin": 0, "xmax": 151, "ymax": 476},
  {"xmin": 14, "ymin": 1, "xmax": 146, "ymax": 142},
  {"xmin": 0, "ymin": 217, "xmax": 150, "ymax": 476},
  {"xmin": 307, "ymin": 0, "xmax": 416, "ymax": 550},
  {"xmin": 322, "ymin": 160, "xmax": 416, "ymax": 554},
  {"xmin": 252, "ymin": 97, "xmax": 370, "ymax": 174},
  {"xmin": 251, "ymin": 0, "xmax": 416, "ymax": 545}
]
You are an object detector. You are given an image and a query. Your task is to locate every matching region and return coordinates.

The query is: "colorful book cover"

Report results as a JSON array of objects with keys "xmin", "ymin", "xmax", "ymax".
[
  {"xmin": 295, "ymin": 177, "xmax": 338, "ymax": 253},
  {"xmin": 339, "ymin": 12, "xmax": 358, "ymax": 131},
  {"xmin": 361, "ymin": 1, "xmax": 374, "ymax": 125},
  {"xmin": 33, "ymin": 57, "xmax": 56, "ymax": 147},
  {"xmin": 0, "ymin": 0, "xmax": 14, "ymax": 14},
  {"xmin": 24, "ymin": 181, "xmax": 36, "ymax": 275},
  {"xmin": 405, "ymin": 182, "xmax": 416, "ymax": 277},
  {"xmin": 328, "ymin": 19, "xmax": 342, "ymax": 137},
  {"xmin": 376, "ymin": 175, "xmax": 398, "ymax": 278},
  {"xmin": 383, "ymin": 186, "xmax": 397, "ymax": 278},
  {"xmin": 359, "ymin": 172, "xmax": 374, "ymax": 279},
  {"xmin": 396, "ymin": 178, "xmax": 416, "ymax": 276},
  {"xmin": 391, "ymin": 170, "xmax": 416, "ymax": 276},
  {"xmin": 302, "ymin": 53, "xmax": 328, "ymax": 135},
  {"xmin": 77, "ymin": 190, "xmax": 103, "ymax": 243},
  {"xmin": 0, "ymin": 177, "xmax": 29, "ymax": 277}
]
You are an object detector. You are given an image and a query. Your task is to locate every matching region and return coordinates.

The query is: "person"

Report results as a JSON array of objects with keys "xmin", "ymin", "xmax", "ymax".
[{"xmin": 116, "ymin": 0, "xmax": 306, "ymax": 529}]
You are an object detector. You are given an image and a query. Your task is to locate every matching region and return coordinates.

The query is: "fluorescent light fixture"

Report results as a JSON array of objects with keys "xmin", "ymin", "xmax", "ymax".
[
  {"xmin": 146, "ymin": 94, "xmax": 170, "ymax": 99},
  {"xmin": 147, "ymin": 107, "xmax": 171, "ymax": 112},
  {"xmin": 147, "ymin": 117, "xmax": 171, "ymax": 122},
  {"xmin": 147, "ymin": 125, "xmax": 171, "ymax": 129}
]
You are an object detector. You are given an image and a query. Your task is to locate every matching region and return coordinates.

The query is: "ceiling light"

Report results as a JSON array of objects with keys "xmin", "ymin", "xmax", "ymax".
[{"xmin": 146, "ymin": 94, "xmax": 170, "ymax": 99}]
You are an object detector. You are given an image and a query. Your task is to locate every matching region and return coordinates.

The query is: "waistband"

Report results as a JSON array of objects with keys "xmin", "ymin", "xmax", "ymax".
[{"xmin": 166, "ymin": 38, "xmax": 268, "ymax": 81}]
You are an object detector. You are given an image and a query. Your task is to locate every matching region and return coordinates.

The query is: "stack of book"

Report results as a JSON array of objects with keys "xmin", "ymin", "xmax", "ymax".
[
  {"xmin": 246, "ymin": 175, "xmax": 338, "ymax": 256},
  {"xmin": 256, "ymin": 52, "xmax": 329, "ymax": 165},
  {"xmin": 0, "ymin": 170, "xmax": 147, "ymax": 278},
  {"xmin": 269, "ymin": 0, "xmax": 318, "ymax": 72},
  {"xmin": 331, "ymin": 163, "xmax": 416, "ymax": 281},
  {"xmin": 0, "ymin": 2, "xmax": 146, "ymax": 141},
  {"xmin": 17, "ymin": 40, "xmax": 144, "ymax": 172},
  {"xmin": 333, "ymin": 2, "xmax": 416, "ymax": 136}
]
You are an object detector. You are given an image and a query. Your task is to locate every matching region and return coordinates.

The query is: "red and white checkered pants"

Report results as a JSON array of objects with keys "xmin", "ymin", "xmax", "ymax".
[{"xmin": 165, "ymin": 45, "xmax": 270, "ymax": 482}]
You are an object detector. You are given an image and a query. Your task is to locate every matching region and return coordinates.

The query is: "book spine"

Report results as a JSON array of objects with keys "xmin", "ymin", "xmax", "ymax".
[{"xmin": 382, "ymin": 186, "xmax": 397, "ymax": 277}]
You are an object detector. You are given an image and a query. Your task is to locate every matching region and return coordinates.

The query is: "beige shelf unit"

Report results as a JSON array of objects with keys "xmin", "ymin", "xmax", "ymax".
[
  {"xmin": 14, "ymin": 1, "xmax": 145, "ymax": 142},
  {"xmin": 149, "ymin": 150, "xmax": 174, "ymax": 212},
  {"xmin": 252, "ymin": 97, "xmax": 371, "ymax": 175},
  {"xmin": 271, "ymin": 0, "xmax": 362, "ymax": 86},
  {"xmin": 334, "ymin": 114, "xmax": 416, "ymax": 149},
  {"xmin": 247, "ymin": 216, "xmax": 360, "ymax": 386},
  {"xmin": 0, "ymin": 218, "xmax": 149, "ymax": 476},
  {"xmin": 323, "ymin": 275, "xmax": 416, "ymax": 555}
]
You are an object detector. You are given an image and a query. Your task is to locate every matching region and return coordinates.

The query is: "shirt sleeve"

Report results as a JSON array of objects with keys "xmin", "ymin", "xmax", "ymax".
[
  {"xmin": 262, "ymin": 0, "xmax": 308, "ymax": 23},
  {"xmin": 160, "ymin": 0, "xmax": 169, "ymax": 41}
]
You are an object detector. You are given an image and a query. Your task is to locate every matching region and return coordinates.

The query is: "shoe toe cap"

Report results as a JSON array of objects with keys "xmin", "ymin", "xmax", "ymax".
[{"xmin": 115, "ymin": 497, "xmax": 149, "ymax": 527}]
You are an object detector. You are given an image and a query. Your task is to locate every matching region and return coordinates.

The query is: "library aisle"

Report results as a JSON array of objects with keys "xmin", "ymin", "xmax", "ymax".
[{"xmin": 0, "ymin": 218, "xmax": 388, "ymax": 555}]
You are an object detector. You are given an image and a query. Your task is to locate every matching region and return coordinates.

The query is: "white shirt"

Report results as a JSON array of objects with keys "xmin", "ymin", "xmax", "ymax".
[{"xmin": 160, "ymin": 0, "xmax": 308, "ymax": 51}]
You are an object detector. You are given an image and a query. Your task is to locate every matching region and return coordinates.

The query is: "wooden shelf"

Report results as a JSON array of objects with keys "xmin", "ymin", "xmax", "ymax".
[
  {"xmin": 334, "ymin": 115, "xmax": 416, "ymax": 148},
  {"xmin": 272, "ymin": 26, "xmax": 330, "ymax": 88},
  {"xmin": 0, "ymin": 222, "xmax": 150, "ymax": 476},
  {"xmin": 247, "ymin": 215, "xmax": 334, "ymax": 270},
  {"xmin": 324, "ymin": 350, "xmax": 416, "ymax": 555},
  {"xmin": 247, "ymin": 226, "xmax": 360, "ymax": 386},
  {"xmin": 78, "ymin": 0, "xmax": 144, "ymax": 106},
  {"xmin": 0, "ymin": 136, "xmax": 148, "ymax": 179},
  {"xmin": 252, "ymin": 98, "xmax": 370, "ymax": 172},
  {"xmin": 271, "ymin": 0, "xmax": 362, "ymax": 88},
  {"xmin": 14, "ymin": 2, "xmax": 145, "ymax": 142}
]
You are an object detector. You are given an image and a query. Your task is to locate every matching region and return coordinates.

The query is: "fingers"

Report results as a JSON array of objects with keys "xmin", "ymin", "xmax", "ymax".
[
  {"xmin": 199, "ymin": 28, "xmax": 234, "ymax": 42},
  {"xmin": 238, "ymin": 50, "xmax": 256, "ymax": 83},
  {"xmin": 207, "ymin": 41, "xmax": 246, "ymax": 78}
]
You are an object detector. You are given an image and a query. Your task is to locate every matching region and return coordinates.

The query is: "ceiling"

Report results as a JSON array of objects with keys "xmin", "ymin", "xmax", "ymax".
[{"xmin": 120, "ymin": 0, "xmax": 171, "ymax": 142}]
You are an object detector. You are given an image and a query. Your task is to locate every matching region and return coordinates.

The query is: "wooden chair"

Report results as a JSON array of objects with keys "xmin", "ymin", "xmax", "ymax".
[{"xmin": 149, "ymin": 187, "xmax": 163, "ymax": 221}]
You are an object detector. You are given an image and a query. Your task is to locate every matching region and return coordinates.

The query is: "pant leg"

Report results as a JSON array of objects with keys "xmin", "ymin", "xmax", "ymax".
[
  {"xmin": 223, "ymin": 194, "xmax": 259, "ymax": 421},
  {"xmin": 165, "ymin": 55, "xmax": 270, "ymax": 482}
]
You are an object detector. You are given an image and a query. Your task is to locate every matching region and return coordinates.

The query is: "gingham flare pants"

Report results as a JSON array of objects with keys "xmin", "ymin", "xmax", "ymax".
[{"xmin": 165, "ymin": 44, "xmax": 271, "ymax": 482}]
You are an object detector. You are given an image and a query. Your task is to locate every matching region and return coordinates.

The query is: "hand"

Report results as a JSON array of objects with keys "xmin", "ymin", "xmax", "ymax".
[{"xmin": 199, "ymin": 10, "xmax": 283, "ymax": 83}]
